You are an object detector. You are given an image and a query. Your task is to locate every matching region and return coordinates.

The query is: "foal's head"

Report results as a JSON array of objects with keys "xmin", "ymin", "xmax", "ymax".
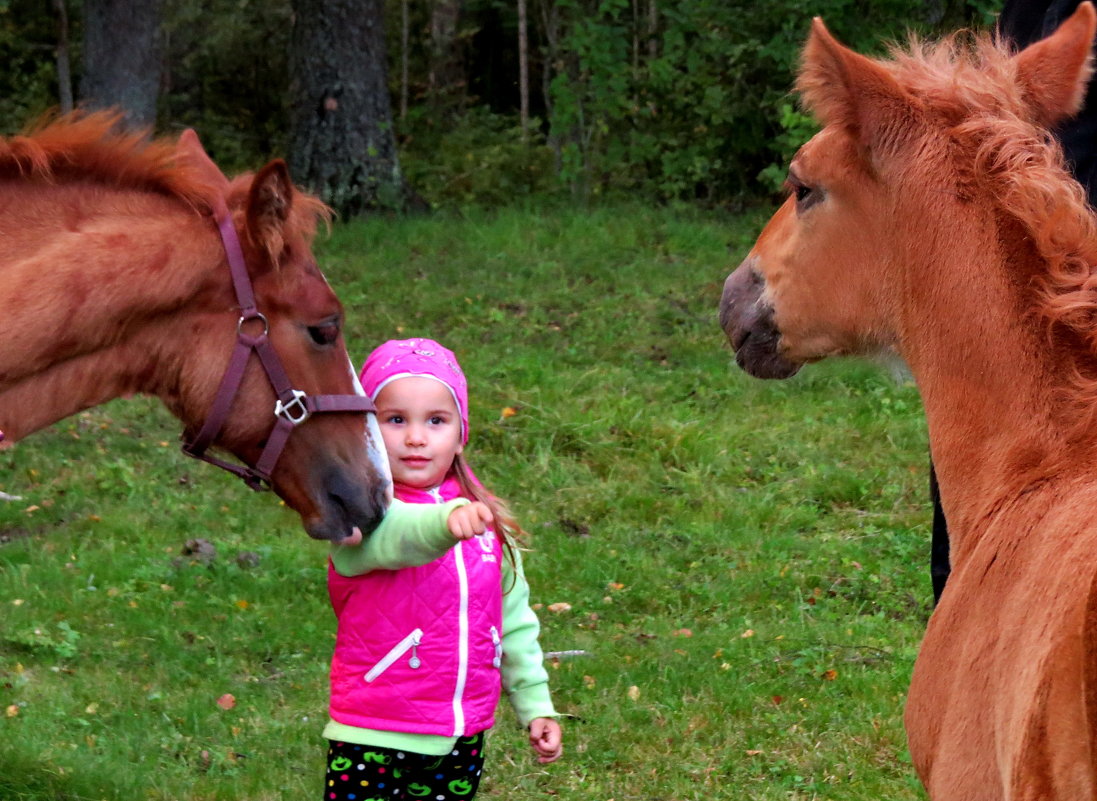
[
  {"xmin": 169, "ymin": 131, "xmax": 391, "ymax": 541},
  {"xmin": 720, "ymin": 3, "xmax": 1097, "ymax": 380}
]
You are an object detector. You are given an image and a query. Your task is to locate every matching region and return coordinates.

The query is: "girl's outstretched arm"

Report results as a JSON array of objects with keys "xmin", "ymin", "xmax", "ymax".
[{"xmin": 329, "ymin": 497, "xmax": 470, "ymax": 576}]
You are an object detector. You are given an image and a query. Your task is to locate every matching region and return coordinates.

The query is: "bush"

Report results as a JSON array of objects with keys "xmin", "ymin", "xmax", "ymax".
[
  {"xmin": 398, "ymin": 106, "xmax": 559, "ymax": 208},
  {"xmin": 546, "ymin": 0, "xmax": 993, "ymax": 203}
]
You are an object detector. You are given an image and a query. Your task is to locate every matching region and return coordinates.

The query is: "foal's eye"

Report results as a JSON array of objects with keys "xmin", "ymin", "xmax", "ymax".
[
  {"xmin": 307, "ymin": 321, "xmax": 340, "ymax": 346},
  {"xmin": 789, "ymin": 176, "xmax": 824, "ymax": 209},
  {"xmin": 786, "ymin": 175, "xmax": 822, "ymax": 212}
]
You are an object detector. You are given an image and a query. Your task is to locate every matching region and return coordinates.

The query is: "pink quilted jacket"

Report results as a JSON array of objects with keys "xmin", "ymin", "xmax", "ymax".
[{"xmin": 327, "ymin": 476, "xmax": 504, "ymax": 735}]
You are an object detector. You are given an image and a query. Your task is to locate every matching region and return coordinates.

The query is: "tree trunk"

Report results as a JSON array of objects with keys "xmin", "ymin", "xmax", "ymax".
[
  {"xmin": 647, "ymin": 0, "xmax": 657, "ymax": 61},
  {"xmin": 288, "ymin": 0, "xmax": 415, "ymax": 216},
  {"xmin": 518, "ymin": 0, "xmax": 529, "ymax": 139},
  {"xmin": 428, "ymin": 0, "xmax": 465, "ymax": 115},
  {"xmin": 80, "ymin": 0, "xmax": 161, "ymax": 128},
  {"xmin": 55, "ymin": 0, "xmax": 73, "ymax": 114},
  {"xmin": 400, "ymin": 0, "xmax": 410, "ymax": 120}
]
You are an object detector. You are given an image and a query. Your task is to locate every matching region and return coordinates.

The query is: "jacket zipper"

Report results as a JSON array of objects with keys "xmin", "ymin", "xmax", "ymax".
[
  {"xmin": 364, "ymin": 628, "xmax": 423, "ymax": 683},
  {"xmin": 490, "ymin": 625, "xmax": 502, "ymax": 669},
  {"xmin": 427, "ymin": 485, "xmax": 470, "ymax": 736}
]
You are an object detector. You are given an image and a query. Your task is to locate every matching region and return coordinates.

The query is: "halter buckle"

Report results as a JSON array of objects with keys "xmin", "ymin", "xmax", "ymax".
[{"xmin": 274, "ymin": 389, "xmax": 311, "ymax": 425}]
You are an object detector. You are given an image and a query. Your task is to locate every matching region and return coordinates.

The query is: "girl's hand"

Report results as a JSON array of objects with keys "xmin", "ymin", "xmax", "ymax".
[
  {"xmin": 528, "ymin": 717, "xmax": 563, "ymax": 763},
  {"xmin": 339, "ymin": 527, "xmax": 363, "ymax": 547},
  {"xmin": 448, "ymin": 502, "xmax": 494, "ymax": 540}
]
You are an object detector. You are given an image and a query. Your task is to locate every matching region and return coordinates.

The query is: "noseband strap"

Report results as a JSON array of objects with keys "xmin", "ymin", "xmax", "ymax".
[{"xmin": 182, "ymin": 208, "xmax": 375, "ymax": 490}]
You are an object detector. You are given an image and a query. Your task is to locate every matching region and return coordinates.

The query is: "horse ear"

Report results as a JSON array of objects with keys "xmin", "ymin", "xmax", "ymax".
[
  {"xmin": 175, "ymin": 129, "xmax": 231, "ymax": 214},
  {"xmin": 1012, "ymin": 1, "xmax": 1096, "ymax": 129},
  {"xmin": 245, "ymin": 159, "xmax": 294, "ymax": 264},
  {"xmin": 797, "ymin": 17, "xmax": 913, "ymax": 150}
]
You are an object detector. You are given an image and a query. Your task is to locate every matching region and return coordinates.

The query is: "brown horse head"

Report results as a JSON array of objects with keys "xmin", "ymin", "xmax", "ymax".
[
  {"xmin": 0, "ymin": 114, "xmax": 390, "ymax": 541},
  {"xmin": 171, "ymin": 129, "xmax": 393, "ymax": 541},
  {"xmin": 719, "ymin": 4, "xmax": 1097, "ymax": 383}
]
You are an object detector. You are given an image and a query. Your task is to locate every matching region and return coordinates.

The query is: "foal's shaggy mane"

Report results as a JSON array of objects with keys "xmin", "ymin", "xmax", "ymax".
[
  {"xmin": 0, "ymin": 111, "xmax": 214, "ymax": 209},
  {"xmin": 875, "ymin": 33, "xmax": 1097, "ymax": 409},
  {"xmin": 0, "ymin": 111, "xmax": 330, "ymax": 242}
]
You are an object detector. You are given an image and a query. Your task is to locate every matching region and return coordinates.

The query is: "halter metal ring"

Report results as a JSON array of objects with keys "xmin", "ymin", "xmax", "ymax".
[
  {"xmin": 275, "ymin": 389, "xmax": 311, "ymax": 425},
  {"xmin": 237, "ymin": 311, "xmax": 270, "ymax": 337}
]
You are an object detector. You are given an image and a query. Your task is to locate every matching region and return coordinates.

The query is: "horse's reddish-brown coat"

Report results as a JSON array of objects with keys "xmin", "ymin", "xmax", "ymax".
[{"xmin": 722, "ymin": 5, "xmax": 1097, "ymax": 798}]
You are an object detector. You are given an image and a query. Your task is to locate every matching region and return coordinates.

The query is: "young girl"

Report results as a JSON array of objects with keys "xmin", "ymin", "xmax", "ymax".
[{"xmin": 322, "ymin": 338, "xmax": 562, "ymax": 801}]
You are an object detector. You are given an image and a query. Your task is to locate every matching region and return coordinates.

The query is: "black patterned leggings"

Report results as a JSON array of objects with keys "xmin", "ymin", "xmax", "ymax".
[{"xmin": 323, "ymin": 732, "xmax": 486, "ymax": 801}]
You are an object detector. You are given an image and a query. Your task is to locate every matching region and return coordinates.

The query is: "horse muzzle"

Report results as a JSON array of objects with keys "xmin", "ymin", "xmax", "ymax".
[
  {"xmin": 305, "ymin": 465, "xmax": 390, "ymax": 542},
  {"xmin": 283, "ymin": 412, "xmax": 392, "ymax": 542},
  {"xmin": 719, "ymin": 258, "xmax": 802, "ymax": 380}
]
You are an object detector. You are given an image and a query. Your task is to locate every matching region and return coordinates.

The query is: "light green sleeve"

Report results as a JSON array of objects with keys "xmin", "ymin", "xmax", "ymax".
[
  {"xmin": 500, "ymin": 549, "xmax": 558, "ymax": 726},
  {"xmin": 328, "ymin": 497, "xmax": 470, "ymax": 576}
]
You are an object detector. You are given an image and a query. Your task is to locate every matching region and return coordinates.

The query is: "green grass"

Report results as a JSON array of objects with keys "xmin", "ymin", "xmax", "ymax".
[{"xmin": 0, "ymin": 203, "xmax": 930, "ymax": 800}]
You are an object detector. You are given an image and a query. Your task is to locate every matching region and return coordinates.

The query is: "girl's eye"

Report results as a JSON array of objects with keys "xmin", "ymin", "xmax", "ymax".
[
  {"xmin": 307, "ymin": 321, "xmax": 340, "ymax": 346},
  {"xmin": 385, "ymin": 415, "xmax": 404, "ymax": 425},
  {"xmin": 430, "ymin": 416, "xmax": 445, "ymax": 425}
]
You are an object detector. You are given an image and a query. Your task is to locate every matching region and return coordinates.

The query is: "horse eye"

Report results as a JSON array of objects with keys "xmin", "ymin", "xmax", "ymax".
[
  {"xmin": 792, "ymin": 181, "xmax": 822, "ymax": 212},
  {"xmin": 307, "ymin": 322, "xmax": 339, "ymax": 346}
]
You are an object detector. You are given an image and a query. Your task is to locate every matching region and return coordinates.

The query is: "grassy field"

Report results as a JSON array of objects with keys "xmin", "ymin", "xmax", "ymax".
[{"xmin": 0, "ymin": 204, "xmax": 931, "ymax": 800}]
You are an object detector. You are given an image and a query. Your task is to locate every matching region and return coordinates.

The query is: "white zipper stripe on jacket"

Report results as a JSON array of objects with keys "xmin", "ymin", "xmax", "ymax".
[
  {"xmin": 364, "ymin": 628, "xmax": 423, "ymax": 683},
  {"xmin": 428, "ymin": 486, "xmax": 470, "ymax": 736}
]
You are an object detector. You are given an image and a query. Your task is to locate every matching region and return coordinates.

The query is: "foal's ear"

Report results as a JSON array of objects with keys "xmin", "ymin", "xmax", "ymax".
[
  {"xmin": 797, "ymin": 17, "xmax": 914, "ymax": 151},
  {"xmin": 1012, "ymin": 1, "xmax": 1096, "ymax": 129},
  {"xmin": 246, "ymin": 159, "xmax": 294, "ymax": 265},
  {"xmin": 176, "ymin": 128, "xmax": 232, "ymax": 215}
]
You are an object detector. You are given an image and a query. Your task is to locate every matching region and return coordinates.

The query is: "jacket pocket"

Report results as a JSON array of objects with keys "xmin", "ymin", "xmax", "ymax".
[
  {"xmin": 490, "ymin": 625, "xmax": 502, "ymax": 669},
  {"xmin": 364, "ymin": 628, "xmax": 423, "ymax": 683}
]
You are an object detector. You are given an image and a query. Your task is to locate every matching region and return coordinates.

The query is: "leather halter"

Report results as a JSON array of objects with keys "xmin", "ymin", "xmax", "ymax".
[{"xmin": 182, "ymin": 206, "xmax": 375, "ymax": 490}]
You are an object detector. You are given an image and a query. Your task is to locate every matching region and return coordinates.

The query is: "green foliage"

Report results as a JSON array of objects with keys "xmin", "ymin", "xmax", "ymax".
[
  {"xmin": 159, "ymin": 0, "xmax": 294, "ymax": 172},
  {"xmin": 546, "ymin": 0, "xmax": 988, "ymax": 202},
  {"xmin": 0, "ymin": 1, "xmax": 66, "ymax": 133},
  {"xmin": 0, "ymin": 0, "xmax": 1001, "ymax": 205},
  {"xmin": 0, "ymin": 205, "xmax": 933, "ymax": 799},
  {"xmin": 399, "ymin": 108, "xmax": 559, "ymax": 208}
]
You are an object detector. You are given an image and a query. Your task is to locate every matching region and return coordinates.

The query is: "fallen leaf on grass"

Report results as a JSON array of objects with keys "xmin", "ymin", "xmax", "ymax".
[
  {"xmin": 822, "ymin": 669, "xmax": 838, "ymax": 681},
  {"xmin": 5, "ymin": 704, "xmax": 18, "ymax": 718},
  {"xmin": 672, "ymin": 628, "xmax": 692, "ymax": 638},
  {"xmin": 745, "ymin": 749, "xmax": 764, "ymax": 756},
  {"xmin": 216, "ymin": 694, "xmax": 236, "ymax": 710},
  {"xmin": 627, "ymin": 685, "xmax": 641, "ymax": 701},
  {"xmin": 547, "ymin": 602, "xmax": 572, "ymax": 613}
]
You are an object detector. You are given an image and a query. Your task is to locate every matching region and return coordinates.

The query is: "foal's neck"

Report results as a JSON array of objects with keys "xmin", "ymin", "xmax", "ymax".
[
  {"xmin": 901, "ymin": 227, "xmax": 1078, "ymax": 564},
  {"xmin": 0, "ymin": 185, "xmax": 225, "ymax": 441}
]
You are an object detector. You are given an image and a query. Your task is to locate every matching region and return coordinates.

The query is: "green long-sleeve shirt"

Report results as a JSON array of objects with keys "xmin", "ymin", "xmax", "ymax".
[{"xmin": 323, "ymin": 499, "xmax": 557, "ymax": 755}]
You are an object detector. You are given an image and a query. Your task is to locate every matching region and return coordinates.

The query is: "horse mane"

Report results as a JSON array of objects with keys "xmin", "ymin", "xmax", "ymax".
[
  {"xmin": 0, "ymin": 110, "xmax": 331, "ymax": 244},
  {"xmin": 862, "ymin": 32, "xmax": 1097, "ymax": 416}
]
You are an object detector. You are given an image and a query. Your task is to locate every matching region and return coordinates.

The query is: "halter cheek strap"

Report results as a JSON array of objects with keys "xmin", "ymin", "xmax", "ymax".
[{"xmin": 182, "ymin": 208, "xmax": 375, "ymax": 490}]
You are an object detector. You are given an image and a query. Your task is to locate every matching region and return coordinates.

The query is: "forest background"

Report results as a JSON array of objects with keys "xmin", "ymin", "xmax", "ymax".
[{"xmin": 2, "ymin": 0, "xmax": 998, "ymax": 214}]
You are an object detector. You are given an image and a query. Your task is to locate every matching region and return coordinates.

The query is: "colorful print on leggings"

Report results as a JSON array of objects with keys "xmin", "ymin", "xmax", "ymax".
[{"xmin": 324, "ymin": 732, "xmax": 486, "ymax": 801}]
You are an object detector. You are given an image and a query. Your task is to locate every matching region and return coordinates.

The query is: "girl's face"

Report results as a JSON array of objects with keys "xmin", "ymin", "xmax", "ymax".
[{"xmin": 374, "ymin": 376, "xmax": 463, "ymax": 490}]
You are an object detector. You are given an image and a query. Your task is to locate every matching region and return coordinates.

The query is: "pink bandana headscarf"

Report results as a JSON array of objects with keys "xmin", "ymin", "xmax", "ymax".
[{"xmin": 359, "ymin": 338, "xmax": 469, "ymax": 444}]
